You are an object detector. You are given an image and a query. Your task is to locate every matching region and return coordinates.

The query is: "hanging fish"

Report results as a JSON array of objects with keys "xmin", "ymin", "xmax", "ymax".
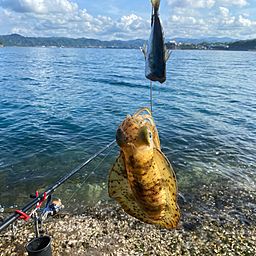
[
  {"xmin": 108, "ymin": 107, "xmax": 180, "ymax": 229},
  {"xmin": 141, "ymin": 0, "xmax": 172, "ymax": 84}
]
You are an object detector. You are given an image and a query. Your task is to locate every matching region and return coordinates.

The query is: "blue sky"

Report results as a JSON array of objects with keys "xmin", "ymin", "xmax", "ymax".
[{"xmin": 0, "ymin": 0, "xmax": 256, "ymax": 40}]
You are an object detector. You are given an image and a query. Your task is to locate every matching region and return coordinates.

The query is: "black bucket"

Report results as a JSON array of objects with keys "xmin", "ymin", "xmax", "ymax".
[{"xmin": 25, "ymin": 236, "xmax": 52, "ymax": 256}]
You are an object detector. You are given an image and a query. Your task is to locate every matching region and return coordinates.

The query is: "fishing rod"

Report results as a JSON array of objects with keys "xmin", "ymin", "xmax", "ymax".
[{"xmin": 0, "ymin": 139, "xmax": 116, "ymax": 233}]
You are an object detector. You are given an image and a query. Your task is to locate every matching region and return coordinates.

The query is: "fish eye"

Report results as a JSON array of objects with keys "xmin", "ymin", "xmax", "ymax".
[{"xmin": 116, "ymin": 128, "xmax": 125, "ymax": 147}]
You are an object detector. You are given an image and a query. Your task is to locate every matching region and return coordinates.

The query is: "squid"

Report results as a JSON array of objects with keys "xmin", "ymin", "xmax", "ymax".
[{"xmin": 108, "ymin": 107, "xmax": 180, "ymax": 229}]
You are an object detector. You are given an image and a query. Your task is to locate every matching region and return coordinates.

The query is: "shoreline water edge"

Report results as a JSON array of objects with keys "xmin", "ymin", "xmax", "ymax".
[{"xmin": 1, "ymin": 179, "xmax": 255, "ymax": 255}]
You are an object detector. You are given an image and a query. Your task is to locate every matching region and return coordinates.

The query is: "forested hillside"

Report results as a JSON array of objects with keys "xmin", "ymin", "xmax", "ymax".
[
  {"xmin": 0, "ymin": 34, "xmax": 255, "ymax": 51},
  {"xmin": 0, "ymin": 34, "xmax": 145, "ymax": 48}
]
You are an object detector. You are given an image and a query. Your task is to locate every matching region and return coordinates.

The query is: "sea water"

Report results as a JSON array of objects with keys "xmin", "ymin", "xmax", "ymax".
[{"xmin": 0, "ymin": 47, "xmax": 255, "ymax": 212}]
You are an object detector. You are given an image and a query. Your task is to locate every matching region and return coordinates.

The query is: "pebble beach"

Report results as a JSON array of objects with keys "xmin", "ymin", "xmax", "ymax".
[{"xmin": 1, "ymin": 180, "xmax": 256, "ymax": 256}]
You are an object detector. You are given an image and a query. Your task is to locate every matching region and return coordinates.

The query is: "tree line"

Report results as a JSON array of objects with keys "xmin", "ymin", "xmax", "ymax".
[
  {"xmin": 0, "ymin": 34, "xmax": 145, "ymax": 49},
  {"xmin": 0, "ymin": 34, "xmax": 256, "ymax": 51}
]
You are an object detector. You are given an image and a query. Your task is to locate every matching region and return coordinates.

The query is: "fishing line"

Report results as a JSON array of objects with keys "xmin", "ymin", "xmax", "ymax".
[
  {"xmin": 0, "ymin": 139, "xmax": 117, "ymax": 232},
  {"xmin": 150, "ymin": 80, "xmax": 153, "ymax": 114},
  {"xmin": 64, "ymin": 142, "xmax": 117, "ymax": 205}
]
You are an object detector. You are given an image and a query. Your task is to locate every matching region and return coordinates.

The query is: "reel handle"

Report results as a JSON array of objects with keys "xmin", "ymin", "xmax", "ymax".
[{"xmin": 30, "ymin": 193, "xmax": 36, "ymax": 198}]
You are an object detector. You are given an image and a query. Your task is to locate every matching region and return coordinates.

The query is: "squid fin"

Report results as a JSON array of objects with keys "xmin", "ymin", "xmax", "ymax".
[
  {"xmin": 108, "ymin": 151, "xmax": 155, "ymax": 225},
  {"xmin": 153, "ymin": 148, "xmax": 181, "ymax": 229}
]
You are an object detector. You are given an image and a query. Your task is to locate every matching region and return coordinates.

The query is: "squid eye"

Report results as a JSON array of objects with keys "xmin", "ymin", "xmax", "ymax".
[
  {"xmin": 139, "ymin": 127, "xmax": 152, "ymax": 146},
  {"xmin": 116, "ymin": 128, "xmax": 125, "ymax": 147},
  {"xmin": 149, "ymin": 130, "xmax": 152, "ymax": 139}
]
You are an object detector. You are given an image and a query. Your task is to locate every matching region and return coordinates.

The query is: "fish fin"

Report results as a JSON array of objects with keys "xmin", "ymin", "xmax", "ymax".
[
  {"xmin": 140, "ymin": 45, "xmax": 147, "ymax": 59},
  {"xmin": 165, "ymin": 46, "xmax": 172, "ymax": 63},
  {"xmin": 108, "ymin": 151, "xmax": 155, "ymax": 225},
  {"xmin": 153, "ymin": 148, "xmax": 180, "ymax": 229},
  {"xmin": 150, "ymin": 0, "xmax": 160, "ymax": 10}
]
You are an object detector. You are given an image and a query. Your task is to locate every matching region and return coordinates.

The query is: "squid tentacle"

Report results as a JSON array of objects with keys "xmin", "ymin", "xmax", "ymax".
[{"xmin": 132, "ymin": 107, "xmax": 152, "ymax": 118}]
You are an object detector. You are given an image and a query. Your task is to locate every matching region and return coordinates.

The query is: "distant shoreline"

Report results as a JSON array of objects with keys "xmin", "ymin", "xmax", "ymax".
[
  {"xmin": 1, "ymin": 45, "xmax": 255, "ymax": 52},
  {"xmin": 0, "ymin": 34, "xmax": 255, "ymax": 51}
]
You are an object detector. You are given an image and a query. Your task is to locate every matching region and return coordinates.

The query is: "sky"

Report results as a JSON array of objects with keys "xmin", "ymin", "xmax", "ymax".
[{"xmin": 1, "ymin": 0, "xmax": 256, "ymax": 40}]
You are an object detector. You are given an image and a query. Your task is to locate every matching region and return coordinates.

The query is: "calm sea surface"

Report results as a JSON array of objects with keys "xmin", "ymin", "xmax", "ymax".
[{"xmin": 0, "ymin": 47, "xmax": 255, "ymax": 212}]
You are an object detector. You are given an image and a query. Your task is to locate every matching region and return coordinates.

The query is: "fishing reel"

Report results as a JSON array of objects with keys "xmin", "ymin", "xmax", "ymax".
[
  {"xmin": 29, "ymin": 193, "xmax": 64, "ymax": 237},
  {"xmin": 30, "ymin": 193, "xmax": 64, "ymax": 220},
  {"xmin": 48, "ymin": 200, "xmax": 64, "ymax": 216}
]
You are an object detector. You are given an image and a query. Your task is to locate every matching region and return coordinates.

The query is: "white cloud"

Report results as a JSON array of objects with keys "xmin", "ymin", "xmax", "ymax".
[
  {"xmin": 172, "ymin": 7, "xmax": 202, "ymax": 16},
  {"xmin": 167, "ymin": 0, "xmax": 216, "ymax": 9},
  {"xmin": 116, "ymin": 14, "xmax": 148, "ymax": 33},
  {"xmin": 167, "ymin": 0, "xmax": 249, "ymax": 9},
  {"xmin": 164, "ymin": 3, "xmax": 256, "ymax": 40},
  {"xmin": 242, "ymin": 12, "xmax": 250, "ymax": 17},
  {"xmin": 171, "ymin": 15, "xmax": 197, "ymax": 24},
  {"xmin": 163, "ymin": 0, "xmax": 256, "ymax": 39},
  {"xmin": 1, "ymin": 0, "xmax": 256, "ymax": 40},
  {"xmin": 0, "ymin": 0, "xmax": 78, "ymax": 13},
  {"xmin": 216, "ymin": 0, "xmax": 249, "ymax": 8},
  {"xmin": 236, "ymin": 14, "xmax": 252, "ymax": 26},
  {"xmin": 0, "ymin": 7, "xmax": 150, "ymax": 40},
  {"xmin": 218, "ymin": 6, "xmax": 230, "ymax": 18},
  {"xmin": 216, "ymin": 6, "xmax": 235, "ymax": 24}
]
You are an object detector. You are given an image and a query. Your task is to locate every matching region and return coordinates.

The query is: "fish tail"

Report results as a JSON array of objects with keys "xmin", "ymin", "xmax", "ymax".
[
  {"xmin": 140, "ymin": 45, "xmax": 148, "ymax": 60},
  {"xmin": 165, "ymin": 46, "xmax": 172, "ymax": 62},
  {"xmin": 150, "ymin": 0, "xmax": 161, "ymax": 10}
]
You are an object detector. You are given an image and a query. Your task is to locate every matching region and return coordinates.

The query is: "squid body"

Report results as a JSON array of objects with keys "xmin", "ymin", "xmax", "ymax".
[{"xmin": 108, "ymin": 107, "xmax": 180, "ymax": 229}]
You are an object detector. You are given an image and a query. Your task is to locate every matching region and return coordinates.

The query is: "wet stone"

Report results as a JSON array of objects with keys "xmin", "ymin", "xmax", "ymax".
[{"xmin": 0, "ymin": 180, "xmax": 255, "ymax": 255}]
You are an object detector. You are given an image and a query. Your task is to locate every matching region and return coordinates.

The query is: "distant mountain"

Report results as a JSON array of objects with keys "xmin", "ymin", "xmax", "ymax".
[
  {"xmin": 0, "ymin": 34, "xmax": 146, "ymax": 48},
  {"xmin": 0, "ymin": 34, "xmax": 255, "ymax": 50},
  {"xmin": 126, "ymin": 39, "xmax": 148, "ymax": 46}
]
